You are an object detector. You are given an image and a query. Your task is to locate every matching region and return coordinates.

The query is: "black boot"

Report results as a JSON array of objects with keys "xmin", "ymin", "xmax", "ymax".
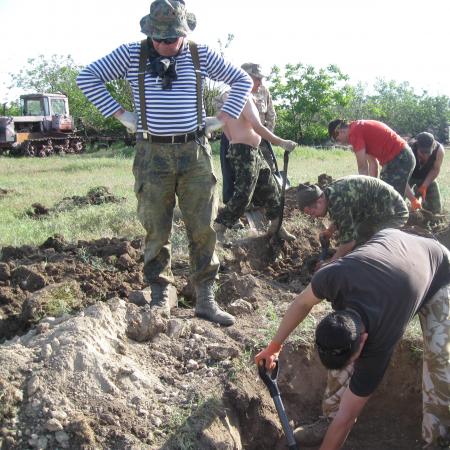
[{"xmin": 194, "ymin": 280, "xmax": 235, "ymax": 326}]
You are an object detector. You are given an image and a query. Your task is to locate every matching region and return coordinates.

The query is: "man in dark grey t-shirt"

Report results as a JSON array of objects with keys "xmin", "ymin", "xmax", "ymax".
[{"xmin": 255, "ymin": 229, "xmax": 450, "ymax": 449}]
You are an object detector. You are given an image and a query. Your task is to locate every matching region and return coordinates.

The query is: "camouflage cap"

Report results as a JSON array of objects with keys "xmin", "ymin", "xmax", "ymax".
[
  {"xmin": 140, "ymin": 0, "xmax": 197, "ymax": 39},
  {"xmin": 297, "ymin": 183, "xmax": 323, "ymax": 209},
  {"xmin": 241, "ymin": 63, "xmax": 266, "ymax": 79},
  {"xmin": 415, "ymin": 132, "xmax": 435, "ymax": 154}
]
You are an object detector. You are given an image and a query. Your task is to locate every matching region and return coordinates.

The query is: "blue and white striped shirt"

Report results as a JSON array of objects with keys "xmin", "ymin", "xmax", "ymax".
[{"xmin": 77, "ymin": 41, "xmax": 252, "ymax": 135}]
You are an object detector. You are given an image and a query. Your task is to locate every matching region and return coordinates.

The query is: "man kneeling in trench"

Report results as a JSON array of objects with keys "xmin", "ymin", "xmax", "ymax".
[{"xmin": 256, "ymin": 228, "xmax": 450, "ymax": 449}]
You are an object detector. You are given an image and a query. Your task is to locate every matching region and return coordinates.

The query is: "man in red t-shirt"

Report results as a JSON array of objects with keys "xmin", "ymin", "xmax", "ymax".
[{"xmin": 328, "ymin": 119, "xmax": 415, "ymax": 197}]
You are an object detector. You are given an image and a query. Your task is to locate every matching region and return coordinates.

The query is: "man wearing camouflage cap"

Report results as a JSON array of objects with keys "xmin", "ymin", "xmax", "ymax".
[
  {"xmin": 218, "ymin": 62, "xmax": 278, "ymax": 204},
  {"xmin": 406, "ymin": 132, "xmax": 445, "ymax": 213},
  {"xmin": 77, "ymin": 0, "xmax": 253, "ymax": 326},
  {"xmin": 297, "ymin": 175, "xmax": 409, "ymax": 261}
]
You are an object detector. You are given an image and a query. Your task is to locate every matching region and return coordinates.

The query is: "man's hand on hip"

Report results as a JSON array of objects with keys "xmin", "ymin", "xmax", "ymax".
[
  {"xmin": 115, "ymin": 109, "xmax": 137, "ymax": 133},
  {"xmin": 205, "ymin": 116, "xmax": 224, "ymax": 137},
  {"xmin": 216, "ymin": 111, "xmax": 234, "ymax": 126}
]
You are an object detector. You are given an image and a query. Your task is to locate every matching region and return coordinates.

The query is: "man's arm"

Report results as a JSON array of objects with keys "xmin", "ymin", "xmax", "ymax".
[
  {"xmin": 265, "ymin": 90, "xmax": 276, "ymax": 132},
  {"xmin": 353, "ymin": 149, "xmax": 369, "ymax": 175},
  {"xmin": 204, "ymin": 46, "xmax": 252, "ymax": 119},
  {"xmin": 76, "ymin": 44, "xmax": 131, "ymax": 118},
  {"xmin": 319, "ymin": 388, "xmax": 370, "ymax": 450},
  {"xmin": 255, "ymin": 284, "xmax": 322, "ymax": 368},
  {"xmin": 421, "ymin": 146, "xmax": 444, "ymax": 189},
  {"xmin": 329, "ymin": 241, "xmax": 356, "ymax": 262},
  {"xmin": 243, "ymin": 99, "xmax": 295, "ymax": 150},
  {"xmin": 366, "ymin": 154, "xmax": 379, "ymax": 177}
]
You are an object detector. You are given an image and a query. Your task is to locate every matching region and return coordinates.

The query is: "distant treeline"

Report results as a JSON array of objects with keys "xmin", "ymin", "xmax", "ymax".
[{"xmin": 4, "ymin": 55, "xmax": 449, "ymax": 144}]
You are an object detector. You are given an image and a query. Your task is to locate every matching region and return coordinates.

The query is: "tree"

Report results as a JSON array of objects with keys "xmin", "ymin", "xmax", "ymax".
[
  {"xmin": 269, "ymin": 63, "xmax": 353, "ymax": 144},
  {"xmin": 342, "ymin": 79, "xmax": 450, "ymax": 142},
  {"xmin": 8, "ymin": 55, "xmax": 133, "ymax": 134}
]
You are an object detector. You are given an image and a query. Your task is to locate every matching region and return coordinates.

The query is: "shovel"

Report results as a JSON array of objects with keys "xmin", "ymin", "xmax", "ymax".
[
  {"xmin": 258, "ymin": 360, "xmax": 299, "ymax": 450},
  {"xmin": 269, "ymin": 149, "xmax": 291, "ymax": 254}
]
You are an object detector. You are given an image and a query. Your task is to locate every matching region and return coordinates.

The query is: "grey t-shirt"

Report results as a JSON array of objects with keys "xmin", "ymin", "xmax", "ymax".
[{"xmin": 311, "ymin": 228, "xmax": 450, "ymax": 397}]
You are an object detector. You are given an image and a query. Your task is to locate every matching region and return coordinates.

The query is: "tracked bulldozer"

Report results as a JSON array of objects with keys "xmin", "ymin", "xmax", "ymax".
[{"xmin": 0, "ymin": 93, "xmax": 85, "ymax": 157}]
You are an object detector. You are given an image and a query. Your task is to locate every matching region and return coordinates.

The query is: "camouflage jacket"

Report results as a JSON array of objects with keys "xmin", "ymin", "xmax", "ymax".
[
  {"xmin": 252, "ymin": 85, "xmax": 276, "ymax": 131},
  {"xmin": 325, "ymin": 175, "xmax": 409, "ymax": 244},
  {"xmin": 214, "ymin": 85, "xmax": 276, "ymax": 131}
]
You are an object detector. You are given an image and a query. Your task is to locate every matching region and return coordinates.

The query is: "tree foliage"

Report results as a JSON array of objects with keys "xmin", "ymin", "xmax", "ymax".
[
  {"xmin": 343, "ymin": 79, "xmax": 449, "ymax": 142},
  {"xmin": 269, "ymin": 63, "xmax": 353, "ymax": 144},
  {"xmin": 8, "ymin": 54, "xmax": 133, "ymax": 134}
]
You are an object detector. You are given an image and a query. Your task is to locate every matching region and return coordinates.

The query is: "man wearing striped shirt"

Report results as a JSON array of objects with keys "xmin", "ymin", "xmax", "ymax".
[{"xmin": 77, "ymin": 0, "xmax": 252, "ymax": 326}]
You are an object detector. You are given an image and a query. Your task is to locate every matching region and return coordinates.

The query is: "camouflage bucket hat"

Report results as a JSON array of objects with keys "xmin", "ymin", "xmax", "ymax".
[
  {"xmin": 241, "ymin": 63, "xmax": 266, "ymax": 79},
  {"xmin": 297, "ymin": 183, "xmax": 323, "ymax": 209},
  {"xmin": 415, "ymin": 132, "xmax": 435, "ymax": 154},
  {"xmin": 140, "ymin": 0, "xmax": 197, "ymax": 39}
]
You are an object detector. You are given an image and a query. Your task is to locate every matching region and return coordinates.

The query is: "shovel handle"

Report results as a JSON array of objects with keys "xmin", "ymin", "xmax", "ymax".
[{"xmin": 258, "ymin": 359, "xmax": 280, "ymax": 397}]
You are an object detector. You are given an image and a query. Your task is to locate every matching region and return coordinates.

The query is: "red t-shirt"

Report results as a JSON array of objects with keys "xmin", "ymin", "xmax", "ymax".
[{"xmin": 348, "ymin": 120, "xmax": 406, "ymax": 165}]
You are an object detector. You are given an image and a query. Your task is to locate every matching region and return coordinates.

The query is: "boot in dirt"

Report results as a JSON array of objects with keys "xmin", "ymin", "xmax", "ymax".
[
  {"xmin": 293, "ymin": 417, "xmax": 331, "ymax": 447},
  {"xmin": 149, "ymin": 282, "xmax": 171, "ymax": 318},
  {"xmin": 268, "ymin": 218, "xmax": 296, "ymax": 242},
  {"xmin": 213, "ymin": 221, "xmax": 228, "ymax": 242},
  {"xmin": 194, "ymin": 280, "xmax": 235, "ymax": 326}
]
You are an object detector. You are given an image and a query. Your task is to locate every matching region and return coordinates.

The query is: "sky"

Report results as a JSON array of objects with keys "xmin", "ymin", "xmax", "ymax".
[{"xmin": 0, "ymin": 0, "xmax": 449, "ymax": 104}]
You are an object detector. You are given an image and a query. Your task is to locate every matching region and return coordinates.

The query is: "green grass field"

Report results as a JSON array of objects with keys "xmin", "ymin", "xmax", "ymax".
[{"xmin": 1, "ymin": 142, "xmax": 449, "ymax": 247}]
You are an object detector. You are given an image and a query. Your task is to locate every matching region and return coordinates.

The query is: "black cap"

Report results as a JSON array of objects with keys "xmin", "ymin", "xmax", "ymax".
[{"xmin": 415, "ymin": 132, "xmax": 435, "ymax": 154}]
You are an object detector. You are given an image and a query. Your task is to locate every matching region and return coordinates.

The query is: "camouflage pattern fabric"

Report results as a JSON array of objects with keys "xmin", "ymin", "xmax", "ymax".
[
  {"xmin": 326, "ymin": 175, "xmax": 409, "ymax": 245},
  {"xmin": 419, "ymin": 283, "xmax": 450, "ymax": 446},
  {"xmin": 259, "ymin": 139, "xmax": 277, "ymax": 173},
  {"xmin": 321, "ymin": 283, "xmax": 450, "ymax": 446},
  {"xmin": 322, "ymin": 364, "xmax": 354, "ymax": 418},
  {"xmin": 133, "ymin": 137, "xmax": 219, "ymax": 285},
  {"xmin": 215, "ymin": 143, "xmax": 280, "ymax": 228},
  {"xmin": 380, "ymin": 146, "xmax": 415, "ymax": 197},
  {"xmin": 410, "ymin": 177, "xmax": 442, "ymax": 214},
  {"xmin": 140, "ymin": 0, "xmax": 197, "ymax": 39},
  {"xmin": 253, "ymin": 84, "xmax": 276, "ymax": 132}
]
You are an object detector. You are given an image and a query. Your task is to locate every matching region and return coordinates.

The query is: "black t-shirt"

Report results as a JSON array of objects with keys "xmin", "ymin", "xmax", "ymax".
[{"xmin": 311, "ymin": 228, "xmax": 450, "ymax": 397}]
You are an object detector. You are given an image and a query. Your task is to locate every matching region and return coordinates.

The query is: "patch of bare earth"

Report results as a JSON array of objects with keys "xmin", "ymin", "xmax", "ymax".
[{"xmin": 0, "ymin": 182, "xmax": 448, "ymax": 449}]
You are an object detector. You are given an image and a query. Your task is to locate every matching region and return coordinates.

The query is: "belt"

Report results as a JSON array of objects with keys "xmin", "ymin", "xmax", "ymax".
[{"xmin": 136, "ymin": 129, "xmax": 204, "ymax": 144}]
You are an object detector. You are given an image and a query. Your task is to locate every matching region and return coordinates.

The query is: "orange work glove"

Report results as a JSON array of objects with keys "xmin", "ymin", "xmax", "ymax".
[
  {"xmin": 417, "ymin": 185, "xmax": 427, "ymax": 201},
  {"xmin": 320, "ymin": 228, "xmax": 333, "ymax": 241},
  {"xmin": 411, "ymin": 197, "xmax": 422, "ymax": 211},
  {"xmin": 255, "ymin": 341, "xmax": 283, "ymax": 369}
]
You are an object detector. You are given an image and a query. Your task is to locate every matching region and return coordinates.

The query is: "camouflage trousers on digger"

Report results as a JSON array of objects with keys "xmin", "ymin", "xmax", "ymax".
[
  {"xmin": 322, "ymin": 283, "xmax": 450, "ymax": 446},
  {"xmin": 215, "ymin": 143, "xmax": 280, "ymax": 229},
  {"xmin": 380, "ymin": 146, "xmax": 416, "ymax": 197},
  {"xmin": 132, "ymin": 137, "xmax": 219, "ymax": 285},
  {"xmin": 410, "ymin": 177, "xmax": 442, "ymax": 214}
]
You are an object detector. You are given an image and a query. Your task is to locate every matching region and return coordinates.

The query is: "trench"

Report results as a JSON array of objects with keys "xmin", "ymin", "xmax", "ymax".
[{"xmin": 225, "ymin": 341, "xmax": 422, "ymax": 450}]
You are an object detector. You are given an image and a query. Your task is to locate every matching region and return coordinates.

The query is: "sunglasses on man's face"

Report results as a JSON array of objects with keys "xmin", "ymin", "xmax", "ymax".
[{"xmin": 153, "ymin": 37, "xmax": 179, "ymax": 44}]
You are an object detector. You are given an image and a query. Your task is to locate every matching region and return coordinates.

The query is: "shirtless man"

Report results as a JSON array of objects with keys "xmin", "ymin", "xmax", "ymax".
[{"xmin": 211, "ymin": 93, "xmax": 297, "ymax": 241}]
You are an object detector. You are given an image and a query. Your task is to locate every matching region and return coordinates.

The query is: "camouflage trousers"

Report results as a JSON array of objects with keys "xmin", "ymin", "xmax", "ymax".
[
  {"xmin": 322, "ymin": 283, "xmax": 450, "ymax": 446},
  {"xmin": 132, "ymin": 137, "xmax": 219, "ymax": 285},
  {"xmin": 410, "ymin": 177, "xmax": 442, "ymax": 214},
  {"xmin": 380, "ymin": 146, "xmax": 415, "ymax": 197},
  {"xmin": 215, "ymin": 143, "xmax": 280, "ymax": 228}
]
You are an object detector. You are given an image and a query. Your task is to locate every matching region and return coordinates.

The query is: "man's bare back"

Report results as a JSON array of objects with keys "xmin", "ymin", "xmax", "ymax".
[{"xmin": 221, "ymin": 94, "xmax": 297, "ymax": 152}]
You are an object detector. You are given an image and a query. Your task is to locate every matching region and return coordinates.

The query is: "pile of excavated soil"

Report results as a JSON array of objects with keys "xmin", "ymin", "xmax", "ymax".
[
  {"xmin": 1, "ymin": 181, "xmax": 449, "ymax": 449},
  {"xmin": 26, "ymin": 187, "xmax": 124, "ymax": 219}
]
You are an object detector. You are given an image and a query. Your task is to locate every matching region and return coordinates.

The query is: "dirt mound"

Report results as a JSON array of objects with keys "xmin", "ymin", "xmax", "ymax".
[
  {"xmin": 27, "ymin": 186, "xmax": 124, "ymax": 218},
  {"xmin": 1, "ymin": 177, "xmax": 447, "ymax": 449}
]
